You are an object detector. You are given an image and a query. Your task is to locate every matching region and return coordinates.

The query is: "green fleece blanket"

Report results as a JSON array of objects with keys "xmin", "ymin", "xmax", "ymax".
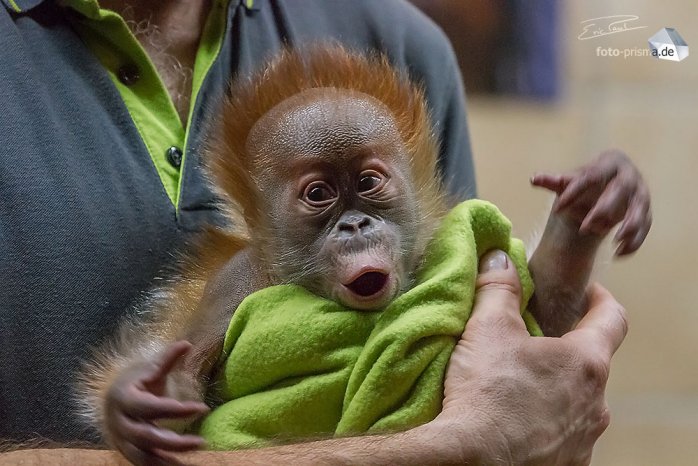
[{"xmin": 198, "ymin": 200, "xmax": 541, "ymax": 449}]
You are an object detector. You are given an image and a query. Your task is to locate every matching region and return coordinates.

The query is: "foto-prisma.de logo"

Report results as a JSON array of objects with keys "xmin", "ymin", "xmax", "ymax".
[
  {"xmin": 648, "ymin": 28, "xmax": 689, "ymax": 61},
  {"xmin": 583, "ymin": 17, "xmax": 690, "ymax": 62}
]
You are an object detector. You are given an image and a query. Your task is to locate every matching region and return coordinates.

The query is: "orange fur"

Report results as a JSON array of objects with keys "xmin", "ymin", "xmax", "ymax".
[
  {"xmin": 76, "ymin": 228, "xmax": 246, "ymax": 440},
  {"xmin": 79, "ymin": 45, "xmax": 449, "ymax": 442},
  {"xmin": 206, "ymin": 45, "xmax": 447, "ymax": 267}
]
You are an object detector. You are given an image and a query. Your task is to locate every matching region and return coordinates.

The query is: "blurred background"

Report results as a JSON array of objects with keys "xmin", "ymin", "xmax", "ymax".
[{"xmin": 410, "ymin": 1, "xmax": 698, "ymax": 464}]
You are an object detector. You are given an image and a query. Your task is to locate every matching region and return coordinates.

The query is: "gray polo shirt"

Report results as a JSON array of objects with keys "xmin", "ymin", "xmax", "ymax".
[{"xmin": 0, "ymin": 0, "xmax": 475, "ymax": 442}]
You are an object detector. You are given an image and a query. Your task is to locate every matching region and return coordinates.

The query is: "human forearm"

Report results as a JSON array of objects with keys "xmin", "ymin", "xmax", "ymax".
[
  {"xmin": 0, "ymin": 423, "xmax": 478, "ymax": 466},
  {"xmin": 3, "ymin": 250, "xmax": 626, "ymax": 466},
  {"xmin": 0, "ymin": 449, "xmax": 129, "ymax": 466},
  {"xmin": 173, "ymin": 423, "xmax": 476, "ymax": 466}
]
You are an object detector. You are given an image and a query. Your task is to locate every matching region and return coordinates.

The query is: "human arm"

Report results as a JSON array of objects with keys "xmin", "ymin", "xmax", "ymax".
[
  {"xmin": 59, "ymin": 249, "xmax": 624, "ymax": 466},
  {"xmin": 182, "ymin": 262, "xmax": 625, "ymax": 466},
  {"xmin": 434, "ymin": 250, "xmax": 628, "ymax": 464}
]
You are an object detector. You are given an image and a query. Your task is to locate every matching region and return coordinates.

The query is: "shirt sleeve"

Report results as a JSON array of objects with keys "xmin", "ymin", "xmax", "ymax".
[
  {"xmin": 431, "ymin": 55, "xmax": 477, "ymax": 201},
  {"xmin": 399, "ymin": 9, "xmax": 478, "ymax": 201}
]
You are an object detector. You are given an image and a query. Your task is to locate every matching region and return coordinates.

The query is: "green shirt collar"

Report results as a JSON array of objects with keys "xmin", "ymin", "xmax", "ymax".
[
  {"xmin": 58, "ymin": 0, "xmax": 239, "ymax": 208},
  {"xmin": 2, "ymin": 0, "xmax": 256, "ymax": 13}
]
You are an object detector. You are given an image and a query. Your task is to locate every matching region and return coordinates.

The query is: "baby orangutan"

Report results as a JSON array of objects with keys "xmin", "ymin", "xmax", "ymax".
[{"xmin": 78, "ymin": 46, "xmax": 651, "ymax": 464}]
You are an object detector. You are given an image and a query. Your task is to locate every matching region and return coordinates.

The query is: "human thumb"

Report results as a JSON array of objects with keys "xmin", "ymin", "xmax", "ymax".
[{"xmin": 466, "ymin": 250, "xmax": 527, "ymax": 336}]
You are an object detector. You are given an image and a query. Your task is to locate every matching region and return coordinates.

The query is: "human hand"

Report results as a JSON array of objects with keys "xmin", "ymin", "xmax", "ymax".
[
  {"xmin": 433, "ymin": 250, "xmax": 628, "ymax": 465},
  {"xmin": 531, "ymin": 149, "xmax": 651, "ymax": 255},
  {"xmin": 104, "ymin": 341, "xmax": 210, "ymax": 466}
]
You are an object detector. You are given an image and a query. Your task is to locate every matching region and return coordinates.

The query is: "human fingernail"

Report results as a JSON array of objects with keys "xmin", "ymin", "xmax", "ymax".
[{"xmin": 479, "ymin": 250, "xmax": 509, "ymax": 272}]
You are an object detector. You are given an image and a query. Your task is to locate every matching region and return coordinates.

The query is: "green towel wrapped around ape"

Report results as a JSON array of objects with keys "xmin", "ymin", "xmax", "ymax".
[{"xmin": 198, "ymin": 200, "xmax": 541, "ymax": 449}]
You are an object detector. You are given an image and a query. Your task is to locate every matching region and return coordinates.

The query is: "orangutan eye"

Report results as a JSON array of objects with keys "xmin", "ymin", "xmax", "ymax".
[
  {"xmin": 358, "ymin": 176, "xmax": 380, "ymax": 192},
  {"xmin": 303, "ymin": 181, "xmax": 336, "ymax": 205},
  {"xmin": 357, "ymin": 170, "xmax": 386, "ymax": 194}
]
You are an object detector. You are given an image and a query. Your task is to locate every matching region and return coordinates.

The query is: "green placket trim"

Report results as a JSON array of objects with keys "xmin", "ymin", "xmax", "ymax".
[
  {"xmin": 178, "ymin": 0, "xmax": 230, "ymax": 211},
  {"xmin": 62, "ymin": 0, "xmax": 230, "ymax": 208},
  {"xmin": 7, "ymin": 0, "xmax": 21, "ymax": 12}
]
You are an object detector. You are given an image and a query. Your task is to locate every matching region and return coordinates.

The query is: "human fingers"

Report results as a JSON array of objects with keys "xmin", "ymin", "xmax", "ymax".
[
  {"xmin": 465, "ymin": 250, "xmax": 527, "ymax": 340},
  {"xmin": 564, "ymin": 283, "xmax": 629, "ymax": 359}
]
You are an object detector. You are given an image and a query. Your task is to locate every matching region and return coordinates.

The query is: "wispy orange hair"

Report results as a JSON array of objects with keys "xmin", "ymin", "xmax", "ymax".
[
  {"xmin": 77, "ymin": 47, "xmax": 450, "ymax": 436},
  {"xmin": 206, "ymin": 45, "xmax": 447, "ymax": 259}
]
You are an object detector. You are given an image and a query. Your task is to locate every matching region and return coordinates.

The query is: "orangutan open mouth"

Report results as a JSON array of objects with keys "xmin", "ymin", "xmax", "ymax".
[{"xmin": 345, "ymin": 271, "xmax": 389, "ymax": 297}]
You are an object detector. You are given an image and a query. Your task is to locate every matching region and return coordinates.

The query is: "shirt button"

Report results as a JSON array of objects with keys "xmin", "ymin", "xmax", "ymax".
[
  {"xmin": 117, "ymin": 64, "xmax": 140, "ymax": 86},
  {"xmin": 166, "ymin": 146, "xmax": 183, "ymax": 168}
]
